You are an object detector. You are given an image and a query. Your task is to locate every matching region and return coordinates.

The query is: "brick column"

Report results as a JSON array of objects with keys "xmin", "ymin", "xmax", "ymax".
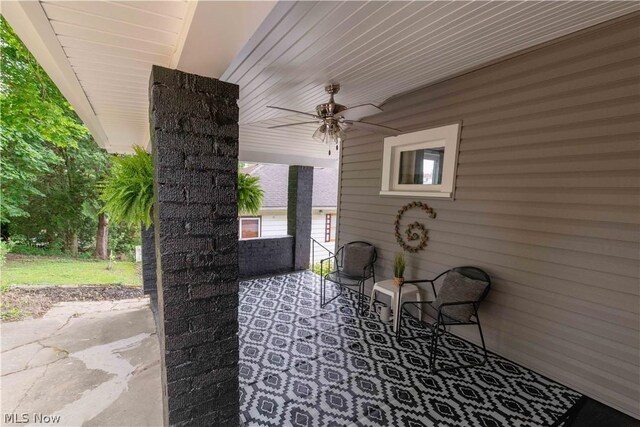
[
  {"xmin": 141, "ymin": 223, "xmax": 158, "ymax": 312},
  {"xmin": 149, "ymin": 65, "xmax": 240, "ymax": 427},
  {"xmin": 287, "ymin": 165, "xmax": 314, "ymax": 270}
]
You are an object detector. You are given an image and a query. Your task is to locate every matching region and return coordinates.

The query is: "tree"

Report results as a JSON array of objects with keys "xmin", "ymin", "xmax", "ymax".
[
  {"xmin": 95, "ymin": 213, "xmax": 109, "ymax": 259},
  {"xmin": 9, "ymin": 135, "xmax": 110, "ymax": 255},
  {"xmin": 2, "ymin": 17, "xmax": 111, "ymax": 256},
  {"xmin": 0, "ymin": 17, "xmax": 89, "ymax": 222}
]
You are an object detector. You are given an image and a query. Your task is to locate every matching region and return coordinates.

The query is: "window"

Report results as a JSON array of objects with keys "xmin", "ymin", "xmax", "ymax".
[
  {"xmin": 324, "ymin": 214, "xmax": 334, "ymax": 242},
  {"xmin": 239, "ymin": 217, "xmax": 261, "ymax": 239},
  {"xmin": 381, "ymin": 122, "xmax": 461, "ymax": 199}
]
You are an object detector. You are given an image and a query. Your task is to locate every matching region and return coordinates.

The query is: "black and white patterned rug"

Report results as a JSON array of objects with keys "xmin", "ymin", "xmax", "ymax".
[{"xmin": 238, "ymin": 271, "xmax": 582, "ymax": 427}]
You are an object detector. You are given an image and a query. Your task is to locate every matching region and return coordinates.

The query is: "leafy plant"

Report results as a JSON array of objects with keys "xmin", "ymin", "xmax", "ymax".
[
  {"xmin": 0, "ymin": 307, "xmax": 25, "ymax": 321},
  {"xmin": 311, "ymin": 260, "xmax": 334, "ymax": 276},
  {"xmin": 108, "ymin": 222, "xmax": 139, "ymax": 261},
  {"xmin": 100, "ymin": 146, "xmax": 154, "ymax": 228},
  {"xmin": 10, "ymin": 243, "xmax": 65, "ymax": 257},
  {"xmin": 238, "ymin": 172, "xmax": 264, "ymax": 215},
  {"xmin": 394, "ymin": 252, "xmax": 406, "ymax": 278},
  {"xmin": 0, "ymin": 240, "xmax": 14, "ymax": 266}
]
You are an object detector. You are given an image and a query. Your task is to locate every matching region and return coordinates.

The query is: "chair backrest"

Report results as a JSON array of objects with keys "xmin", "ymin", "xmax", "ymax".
[
  {"xmin": 338, "ymin": 241, "xmax": 377, "ymax": 277},
  {"xmin": 449, "ymin": 266, "xmax": 491, "ymax": 302}
]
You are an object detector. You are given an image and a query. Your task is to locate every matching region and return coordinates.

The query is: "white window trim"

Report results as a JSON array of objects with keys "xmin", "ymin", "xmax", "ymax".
[
  {"xmin": 239, "ymin": 216, "xmax": 262, "ymax": 239},
  {"xmin": 380, "ymin": 122, "xmax": 461, "ymax": 199}
]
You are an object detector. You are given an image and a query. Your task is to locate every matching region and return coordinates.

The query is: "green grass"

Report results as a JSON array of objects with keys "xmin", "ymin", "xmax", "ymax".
[{"xmin": 1, "ymin": 258, "xmax": 141, "ymax": 287}]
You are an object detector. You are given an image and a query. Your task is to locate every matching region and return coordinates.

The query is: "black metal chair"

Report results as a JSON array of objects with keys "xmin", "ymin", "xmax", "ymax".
[
  {"xmin": 320, "ymin": 241, "xmax": 377, "ymax": 315},
  {"xmin": 396, "ymin": 266, "xmax": 491, "ymax": 373}
]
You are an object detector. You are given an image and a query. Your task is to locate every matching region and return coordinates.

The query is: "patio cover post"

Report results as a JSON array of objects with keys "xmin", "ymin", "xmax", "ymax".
[
  {"xmin": 149, "ymin": 66, "xmax": 240, "ymax": 426},
  {"xmin": 287, "ymin": 165, "xmax": 314, "ymax": 270}
]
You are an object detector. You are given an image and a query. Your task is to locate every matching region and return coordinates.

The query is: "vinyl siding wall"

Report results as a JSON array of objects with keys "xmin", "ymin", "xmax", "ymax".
[
  {"xmin": 336, "ymin": 15, "xmax": 640, "ymax": 418},
  {"xmin": 252, "ymin": 210, "xmax": 337, "ymax": 263}
]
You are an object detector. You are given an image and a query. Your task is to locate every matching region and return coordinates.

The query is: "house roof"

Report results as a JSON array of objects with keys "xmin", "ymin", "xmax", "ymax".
[{"xmin": 242, "ymin": 164, "xmax": 338, "ymax": 209}]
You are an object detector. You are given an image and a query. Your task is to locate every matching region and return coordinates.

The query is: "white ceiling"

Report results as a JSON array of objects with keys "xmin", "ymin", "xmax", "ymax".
[
  {"xmin": 46, "ymin": 0, "xmax": 191, "ymax": 153},
  {"xmin": 3, "ymin": 0, "xmax": 275, "ymax": 153},
  {"xmin": 226, "ymin": 1, "xmax": 639, "ymax": 165},
  {"xmin": 4, "ymin": 1, "xmax": 639, "ymax": 166}
]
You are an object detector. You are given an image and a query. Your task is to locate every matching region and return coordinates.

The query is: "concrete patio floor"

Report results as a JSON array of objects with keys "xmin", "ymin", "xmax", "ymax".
[{"xmin": 1, "ymin": 298, "xmax": 162, "ymax": 426}]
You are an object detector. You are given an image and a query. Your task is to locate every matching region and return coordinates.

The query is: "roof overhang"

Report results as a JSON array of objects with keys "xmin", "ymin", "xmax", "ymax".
[
  {"xmin": 2, "ymin": 0, "xmax": 276, "ymax": 153},
  {"xmin": 4, "ymin": 1, "xmax": 639, "ymax": 167}
]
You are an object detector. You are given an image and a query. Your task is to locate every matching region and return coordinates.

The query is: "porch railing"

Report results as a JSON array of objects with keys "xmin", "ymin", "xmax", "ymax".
[{"xmin": 311, "ymin": 237, "xmax": 334, "ymax": 270}]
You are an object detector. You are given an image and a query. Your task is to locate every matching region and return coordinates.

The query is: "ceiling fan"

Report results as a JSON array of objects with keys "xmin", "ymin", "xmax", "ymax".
[{"xmin": 267, "ymin": 84, "xmax": 401, "ymax": 155}]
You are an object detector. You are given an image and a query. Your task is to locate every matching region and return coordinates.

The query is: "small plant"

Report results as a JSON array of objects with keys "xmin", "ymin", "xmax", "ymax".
[
  {"xmin": 311, "ymin": 260, "xmax": 334, "ymax": 276},
  {"xmin": 0, "ymin": 240, "xmax": 14, "ymax": 266},
  {"xmin": 0, "ymin": 307, "xmax": 25, "ymax": 321},
  {"xmin": 394, "ymin": 252, "xmax": 406, "ymax": 279}
]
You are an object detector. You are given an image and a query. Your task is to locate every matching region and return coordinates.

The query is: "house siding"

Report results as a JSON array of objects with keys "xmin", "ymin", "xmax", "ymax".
[
  {"xmin": 252, "ymin": 210, "xmax": 337, "ymax": 263},
  {"xmin": 336, "ymin": 15, "xmax": 640, "ymax": 418}
]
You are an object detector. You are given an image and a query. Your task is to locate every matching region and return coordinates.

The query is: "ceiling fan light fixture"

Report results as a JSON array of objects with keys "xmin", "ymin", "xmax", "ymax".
[
  {"xmin": 267, "ymin": 84, "xmax": 398, "ymax": 157},
  {"xmin": 312, "ymin": 124, "xmax": 326, "ymax": 141}
]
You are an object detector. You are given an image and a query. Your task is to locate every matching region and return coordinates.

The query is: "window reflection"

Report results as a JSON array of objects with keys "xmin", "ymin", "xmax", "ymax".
[{"xmin": 398, "ymin": 147, "xmax": 445, "ymax": 185}]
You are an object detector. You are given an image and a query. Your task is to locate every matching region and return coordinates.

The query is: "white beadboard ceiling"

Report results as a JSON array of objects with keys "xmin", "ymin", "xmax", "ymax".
[
  {"xmin": 225, "ymin": 1, "xmax": 639, "ymax": 165},
  {"xmin": 5, "ymin": 1, "xmax": 639, "ymax": 165},
  {"xmin": 42, "ymin": 0, "xmax": 190, "ymax": 152},
  {"xmin": 2, "ymin": 0, "xmax": 275, "ymax": 154}
]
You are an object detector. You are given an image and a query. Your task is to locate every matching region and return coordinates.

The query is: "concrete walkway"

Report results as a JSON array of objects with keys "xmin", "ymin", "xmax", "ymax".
[{"xmin": 1, "ymin": 299, "xmax": 162, "ymax": 426}]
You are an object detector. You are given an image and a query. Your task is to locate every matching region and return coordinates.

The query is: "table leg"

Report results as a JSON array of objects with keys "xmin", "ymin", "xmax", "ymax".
[
  {"xmin": 369, "ymin": 288, "xmax": 377, "ymax": 314},
  {"xmin": 393, "ymin": 288, "xmax": 402, "ymax": 333}
]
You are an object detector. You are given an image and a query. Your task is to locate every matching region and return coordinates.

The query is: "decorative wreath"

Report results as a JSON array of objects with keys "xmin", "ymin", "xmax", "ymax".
[{"xmin": 394, "ymin": 201, "xmax": 436, "ymax": 253}]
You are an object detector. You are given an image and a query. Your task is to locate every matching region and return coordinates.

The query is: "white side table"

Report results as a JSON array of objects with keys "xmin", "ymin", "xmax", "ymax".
[{"xmin": 369, "ymin": 279, "xmax": 422, "ymax": 332}]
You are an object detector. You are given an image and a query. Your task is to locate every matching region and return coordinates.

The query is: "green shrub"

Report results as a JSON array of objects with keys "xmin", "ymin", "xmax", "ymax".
[
  {"xmin": 109, "ymin": 222, "xmax": 140, "ymax": 261},
  {"xmin": 0, "ymin": 307, "xmax": 25, "ymax": 321},
  {"xmin": 0, "ymin": 240, "xmax": 13, "ymax": 266},
  {"xmin": 10, "ymin": 243, "xmax": 64, "ymax": 257},
  {"xmin": 311, "ymin": 260, "xmax": 334, "ymax": 276}
]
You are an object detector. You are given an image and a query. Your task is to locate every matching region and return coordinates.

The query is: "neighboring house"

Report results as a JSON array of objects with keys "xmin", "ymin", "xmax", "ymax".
[{"xmin": 240, "ymin": 164, "xmax": 338, "ymax": 263}]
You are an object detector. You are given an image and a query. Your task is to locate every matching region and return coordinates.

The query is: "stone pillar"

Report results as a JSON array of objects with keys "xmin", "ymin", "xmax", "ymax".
[
  {"xmin": 141, "ymin": 223, "xmax": 158, "ymax": 312},
  {"xmin": 287, "ymin": 165, "xmax": 314, "ymax": 270},
  {"xmin": 149, "ymin": 65, "xmax": 240, "ymax": 427}
]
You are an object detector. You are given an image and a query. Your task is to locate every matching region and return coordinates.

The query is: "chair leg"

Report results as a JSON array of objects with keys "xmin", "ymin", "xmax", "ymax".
[
  {"xmin": 320, "ymin": 279, "xmax": 343, "ymax": 309},
  {"xmin": 431, "ymin": 317, "xmax": 488, "ymax": 374},
  {"xmin": 429, "ymin": 321, "xmax": 441, "ymax": 372},
  {"xmin": 476, "ymin": 316, "xmax": 488, "ymax": 367},
  {"xmin": 358, "ymin": 281, "xmax": 366, "ymax": 316},
  {"xmin": 396, "ymin": 303, "xmax": 404, "ymax": 341}
]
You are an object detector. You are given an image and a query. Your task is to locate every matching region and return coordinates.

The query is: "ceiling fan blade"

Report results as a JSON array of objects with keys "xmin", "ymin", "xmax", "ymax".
[
  {"xmin": 268, "ymin": 121, "xmax": 320, "ymax": 129},
  {"xmin": 336, "ymin": 103, "xmax": 383, "ymax": 121},
  {"xmin": 345, "ymin": 120, "xmax": 401, "ymax": 135},
  {"xmin": 267, "ymin": 105, "xmax": 319, "ymax": 119}
]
